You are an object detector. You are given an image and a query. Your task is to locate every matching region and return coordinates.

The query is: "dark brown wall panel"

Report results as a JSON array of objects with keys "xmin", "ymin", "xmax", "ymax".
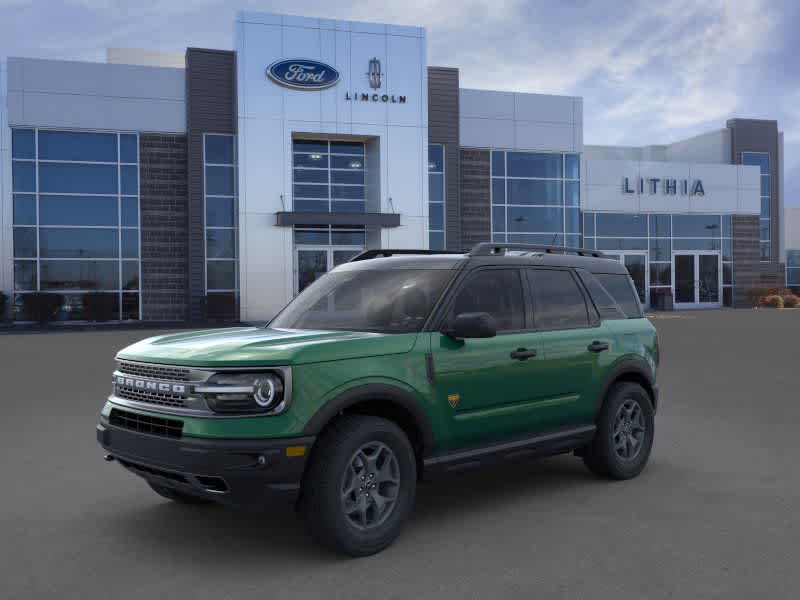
[{"xmin": 460, "ymin": 148, "xmax": 491, "ymax": 249}]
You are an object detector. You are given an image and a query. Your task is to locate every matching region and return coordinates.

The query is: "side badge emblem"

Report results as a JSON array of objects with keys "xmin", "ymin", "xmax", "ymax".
[{"xmin": 447, "ymin": 393, "xmax": 460, "ymax": 409}]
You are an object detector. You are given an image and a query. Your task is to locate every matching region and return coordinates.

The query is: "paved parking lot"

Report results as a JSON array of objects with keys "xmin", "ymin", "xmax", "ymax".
[{"xmin": 2, "ymin": 309, "xmax": 799, "ymax": 599}]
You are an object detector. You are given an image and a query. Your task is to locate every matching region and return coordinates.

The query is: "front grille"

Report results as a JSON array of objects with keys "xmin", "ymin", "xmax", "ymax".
[
  {"xmin": 109, "ymin": 408, "xmax": 183, "ymax": 439},
  {"xmin": 115, "ymin": 387, "xmax": 187, "ymax": 408},
  {"xmin": 118, "ymin": 361, "xmax": 191, "ymax": 382}
]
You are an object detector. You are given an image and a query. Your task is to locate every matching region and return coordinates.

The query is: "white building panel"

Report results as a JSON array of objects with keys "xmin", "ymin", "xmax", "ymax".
[
  {"xmin": 460, "ymin": 89, "xmax": 514, "ymax": 120},
  {"xmin": 459, "ymin": 117, "xmax": 514, "ymax": 149},
  {"xmin": 514, "ymin": 121, "xmax": 575, "ymax": 152}
]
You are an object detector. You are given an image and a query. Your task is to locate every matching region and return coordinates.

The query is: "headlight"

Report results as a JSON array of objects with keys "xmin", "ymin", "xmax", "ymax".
[{"xmin": 196, "ymin": 372, "xmax": 286, "ymax": 415}]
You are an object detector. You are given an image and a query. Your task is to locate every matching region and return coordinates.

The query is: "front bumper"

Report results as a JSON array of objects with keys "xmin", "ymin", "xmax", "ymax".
[{"xmin": 97, "ymin": 418, "xmax": 314, "ymax": 509}]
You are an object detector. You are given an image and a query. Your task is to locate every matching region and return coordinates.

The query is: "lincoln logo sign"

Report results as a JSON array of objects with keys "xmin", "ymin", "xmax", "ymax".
[
  {"xmin": 266, "ymin": 59, "xmax": 340, "ymax": 90},
  {"xmin": 623, "ymin": 177, "xmax": 705, "ymax": 196}
]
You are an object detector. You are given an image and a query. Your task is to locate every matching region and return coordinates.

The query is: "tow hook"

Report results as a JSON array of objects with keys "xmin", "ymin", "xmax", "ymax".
[{"xmin": 103, "ymin": 454, "xmax": 115, "ymax": 462}]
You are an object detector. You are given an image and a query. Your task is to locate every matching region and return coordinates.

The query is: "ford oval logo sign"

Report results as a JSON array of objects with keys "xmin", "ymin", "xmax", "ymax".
[{"xmin": 267, "ymin": 59, "xmax": 340, "ymax": 90}]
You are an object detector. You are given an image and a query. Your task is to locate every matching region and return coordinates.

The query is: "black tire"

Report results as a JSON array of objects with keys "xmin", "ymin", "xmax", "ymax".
[
  {"xmin": 148, "ymin": 481, "xmax": 211, "ymax": 505},
  {"xmin": 583, "ymin": 382, "xmax": 654, "ymax": 480},
  {"xmin": 301, "ymin": 415, "xmax": 417, "ymax": 556}
]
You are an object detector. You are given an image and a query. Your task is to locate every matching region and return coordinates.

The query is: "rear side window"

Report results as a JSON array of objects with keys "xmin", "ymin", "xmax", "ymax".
[
  {"xmin": 527, "ymin": 269, "xmax": 589, "ymax": 330},
  {"xmin": 594, "ymin": 273, "xmax": 643, "ymax": 318},
  {"xmin": 449, "ymin": 269, "xmax": 525, "ymax": 331},
  {"xmin": 576, "ymin": 270, "xmax": 627, "ymax": 320}
]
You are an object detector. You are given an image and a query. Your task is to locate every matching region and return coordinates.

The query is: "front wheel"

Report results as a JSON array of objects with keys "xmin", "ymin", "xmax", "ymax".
[
  {"xmin": 583, "ymin": 382, "xmax": 654, "ymax": 479},
  {"xmin": 301, "ymin": 415, "xmax": 417, "ymax": 556}
]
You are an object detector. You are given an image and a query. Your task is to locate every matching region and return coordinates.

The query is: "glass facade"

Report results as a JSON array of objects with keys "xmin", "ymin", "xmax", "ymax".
[
  {"xmin": 742, "ymin": 152, "xmax": 770, "ymax": 261},
  {"xmin": 428, "ymin": 144, "xmax": 445, "ymax": 249},
  {"xmin": 292, "ymin": 140, "xmax": 365, "ymax": 213},
  {"xmin": 584, "ymin": 213, "xmax": 734, "ymax": 307},
  {"xmin": 788, "ymin": 250, "xmax": 800, "ymax": 289},
  {"xmin": 11, "ymin": 128, "xmax": 140, "ymax": 320},
  {"xmin": 204, "ymin": 134, "xmax": 238, "ymax": 294},
  {"xmin": 491, "ymin": 150, "xmax": 580, "ymax": 247}
]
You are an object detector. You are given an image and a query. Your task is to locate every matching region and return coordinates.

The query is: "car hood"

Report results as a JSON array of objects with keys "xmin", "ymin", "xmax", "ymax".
[{"xmin": 116, "ymin": 327, "xmax": 419, "ymax": 367}]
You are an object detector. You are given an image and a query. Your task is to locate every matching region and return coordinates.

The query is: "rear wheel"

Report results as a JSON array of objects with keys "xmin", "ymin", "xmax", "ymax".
[
  {"xmin": 148, "ymin": 482, "xmax": 210, "ymax": 505},
  {"xmin": 583, "ymin": 382, "xmax": 654, "ymax": 479},
  {"xmin": 301, "ymin": 415, "xmax": 417, "ymax": 556}
]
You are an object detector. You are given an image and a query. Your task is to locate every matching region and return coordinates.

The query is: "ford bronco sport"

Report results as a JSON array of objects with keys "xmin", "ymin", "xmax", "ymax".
[{"xmin": 97, "ymin": 242, "xmax": 659, "ymax": 556}]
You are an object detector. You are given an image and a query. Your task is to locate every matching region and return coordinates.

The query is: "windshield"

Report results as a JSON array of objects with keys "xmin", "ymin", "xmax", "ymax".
[{"xmin": 270, "ymin": 268, "xmax": 454, "ymax": 333}]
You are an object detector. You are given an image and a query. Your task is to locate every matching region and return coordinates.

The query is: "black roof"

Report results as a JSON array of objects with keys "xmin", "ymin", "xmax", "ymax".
[{"xmin": 343, "ymin": 243, "xmax": 629, "ymax": 275}]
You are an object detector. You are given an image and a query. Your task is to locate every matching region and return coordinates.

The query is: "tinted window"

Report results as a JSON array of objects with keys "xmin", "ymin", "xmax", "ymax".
[
  {"xmin": 38, "ymin": 131, "xmax": 117, "ymax": 162},
  {"xmin": 507, "ymin": 152, "xmax": 562, "ymax": 178},
  {"xmin": 595, "ymin": 273, "xmax": 643, "ymax": 318},
  {"xmin": 40, "ymin": 195, "xmax": 118, "ymax": 226},
  {"xmin": 576, "ymin": 270, "xmax": 626, "ymax": 320},
  {"xmin": 596, "ymin": 213, "xmax": 647, "ymax": 237},
  {"xmin": 528, "ymin": 269, "xmax": 589, "ymax": 330},
  {"xmin": 205, "ymin": 135, "xmax": 234, "ymax": 164},
  {"xmin": 39, "ymin": 163, "xmax": 118, "ymax": 194},
  {"xmin": 449, "ymin": 269, "xmax": 525, "ymax": 332}
]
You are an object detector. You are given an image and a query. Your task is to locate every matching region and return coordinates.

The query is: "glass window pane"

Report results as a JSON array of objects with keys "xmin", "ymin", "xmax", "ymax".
[
  {"xmin": 583, "ymin": 236, "xmax": 595, "ymax": 249},
  {"xmin": 331, "ymin": 230, "xmax": 366, "ymax": 245},
  {"xmin": 40, "ymin": 195, "xmax": 118, "ymax": 226},
  {"xmin": 760, "ymin": 242, "xmax": 770, "ymax": 261},
  {"xmin": 492, "ymin": 233, "xmax": 507, "ymax": 243},
  {"xmin": 429, "ymin": 231, "xmax": 445, "ymax": 250},
  {"xmin": 760, "ymin": 175, "xmax": 770, "ymax": 197},
  {"xmin": 207, "ymin": 229, "xmax": 236, "ymax": 258},
  {"xmin": 294, "ymin": 229, "xmax": 329, "ymax": 244},
  {"xmin": 40, "ymin": 260, "xmax": 119, "ymax": 290},
  {"xmin": 330, "ymin": 141, "xmax": 364, "ymax": 155},
  {"xmin": 507, "ymin": 152, "xmax": 562, "ymax": 178},
  {"xmin": 491, "ymin": 151, "xmax": 505, "ymax": 177},
  {"xmin": 428, "ymin": 144, "xmax": 444, "ymax": 172},
  {"xmin": 207, "ymin": 260, "xmax": 236, "ymax": 290},
  {"xmin": 650, "ymin": 263, "xmax": 671, "ymax": 286},
  {"xmin": 38, "ymin": 130, "xmax": 117, "ymax": 162},
  {"xmin": 122, "ymin": 261, "xmax": 139, "ymax": 290},
  {"xmin": 121, "ymin": 198, "xmax": 139, "ymax": 227},
  {"xmin": 331, "ymin": 200, "xmax": 365, "ymax": 213},
  {"xmin": 331, "ymin": 170, "xmax": 364, "ymax": 185},
  {"xmin": 723, "ymin": 263, "xmax": 732, "ymax": 285},
  {"xmin": 206, "ymin": 197, "xmax": 234, "ymax": 227},
  {"xmin": 673, "ymin": 238, "xmax": 721, "ymax": 251},
  {"xmin": 331, "ymin": 185, "xmax": 364, "ymax": 200},
  {"xmin": 121, "ymin": 165, "xmax": 138, "ymax": 195},
  {"xmin": 330, "ymin": 155, "xmax": 362, "ymax": 169},
  {"xmin": 529, "ymin": 269, "xmax": 588, "ymax": 329},
  {"xmin": 565, "ymin": 154, "xmax": 580, "ymax": 179},
  {"xmin": 649, "ymin": 214, "xmax": 671, "ymax": 237},
  {"xmin": 122, "ymin": 229, "xmax": 139, "ymax": 258},
  {"xmin": 722, "ymin": 238, "xmax": 732, "ymax": 261},
  {"xmin": 583, "ymin": 213, "xmax": 595, "ymax": 236},
  {"xmin": 565, "ymin": 234, "xmax": 581, "ymax": 248},
  {"xmin": 205, "ymin": 166, "xmax": 235, "ymax": 195},
  {"xmin": 294, "ymin": 183, "xmax": 329, "ymax": 199},
  {"xmin": 565, "ymin": 181, "xmax": 579, "ymax": 206},
  {"xmin": 492, "ymin": 206, "xmax": 505, "ymax": 233},
  {"xmin": 760, "ymin": 220, "xmax": 770, "ymax": 241},
  {"xmin": 12, "ymin": 129, "xmax": 35, "ymax": 159},
  {"xmin": 120, "ymin": 134, "xmax": 138, "ymax": 163},
  {"xmin": 40, "ymin": 228, "xmax": 118, "ymax": 258},
  {"xmin": 761, "ymin": 197, "xmax": 770, "ymax": 218},
  {"xmin": 293, "ymin": 168, "xmax": 328, "ymax": 183},
  {"xmin": 595, "ymin": 273, "xmax": 642, "ymax": 318},
  {"xmin": 293, "ymin": 140, "xmax": 328, "ymax": 154},
  {"xmin": 451, "ymin": 270, "xmax": 525, "ymax": 331},
  {"xmin": 13, "ymin": 227, "xmax": 37, "ymax": 258},
  {"xmin": 507, "ymin": 180, "xmax": 562, "ymax": 205},
  {"xmin": 492, "ymin": 179, "xmax": 505, "ymax": 205},
  {"xmin": 723, "ymin": 287, "xmax": 732, "ymax": 307},
  {"xmin": 429, "ymin": 173, "xmax": 443, "ymax": 203},
  {"xmin": 13, "ymin": 194, "xmax": 36, "ymax": 225},
  {"xmin": 596, "ymin": 238, "xmax": 647, "ymax": 250},
  {"xmin": 649, "ymin": 238, "xmax": 671, "ymax": 261},
  {"xmin": 39, "ymin": 163, "xmax": 118, "ymax": 194},
  {"xmin": 721, "ymin": 215, "xmax": 732, "ymax": 237},
  {"xmin": 596, "ymin": 213, "xmax": 647, "ymax": 237},
  {"xmin": 14, "ymin": 261, "xmax": 37, "ymax": 291},
  {"xmin": 673, "ymin": 214, "xmax": 721, "ymax": 237},
  {"xmin": 205, "ymin": 135, "xmax": 234, "ymax": 164},
  {"xmin": 507, "ymin": 206, "xmax": 563, "ymax": 233},
  {"xmin": 429, "ymin": 202, "xmax": 444, "ymax": 230},
  {"xmin": 12, "ymin": 161, "xmax": 35, "ymax": 192},
  {"xmin": 787, "ymin": 251, "xmax": 800, "ymax": 268},
  {"xmin": 122, "ymin": 293, "xmax": 140, "ymax": 320},
  {"xmin": 788, "ymin": 268, "xmax": 800, "ymax": 285},
  {"xmin": 565, "ymin": 208, "xmax": 580, "ymax": 233},
  {"xmin": 294, "ymin": 153, "xmax": 329, "ymax": 168},
  {"xmin": 295, "ymin": 199, "xmax": 329, "ymax": 212},
  {"xmin": 741, "ymin": 152, "xmax": 769, "ymax": 174}
]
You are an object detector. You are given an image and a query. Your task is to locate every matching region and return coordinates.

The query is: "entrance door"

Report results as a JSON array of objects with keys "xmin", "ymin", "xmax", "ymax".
[
  {"xmin": 295, "ymin": 247, "xmax": 362, "ymax": 294},
  {"xmin": 672, "ymin": 252, "xmax": 721, "ymax": 309},
  {"xmin": 604, "ymin": 252, "xmax": 648, "ymax": 308}
]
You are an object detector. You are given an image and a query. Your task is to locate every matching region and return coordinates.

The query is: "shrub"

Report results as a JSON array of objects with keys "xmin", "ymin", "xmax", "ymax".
[
  {"xmin": 762, "ymin": 295, "xmax": 784, "ymax": 309},
  {"xmin": 782, "ymin": 294, "xmax": 799, "ymax": 308},
  {"xmin": 83, "ymin": 292, "xmax": 118, "ymax": 322},
  {"xmin": 0, "ymin": 292, "xmax": 7, "ymax": 322},
  {"xmin": 21, "ymin": 293, "xmax": 64, "ymax": 324}
]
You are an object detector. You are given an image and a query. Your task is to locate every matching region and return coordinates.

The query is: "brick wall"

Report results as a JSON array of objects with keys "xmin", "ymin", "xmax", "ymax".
[
  {"xmin": 139, "ymin": 134, "xmax": 189, "ymax": 321},
  {"xmin": 460, "ymin": 149, "xmax": 491, "ymax": 249}
]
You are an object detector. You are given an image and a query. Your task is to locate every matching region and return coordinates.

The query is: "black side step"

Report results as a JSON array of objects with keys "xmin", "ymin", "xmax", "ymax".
[{"xmin": 422, "ymin": 424, "xmax": 596, "ymax": 476}]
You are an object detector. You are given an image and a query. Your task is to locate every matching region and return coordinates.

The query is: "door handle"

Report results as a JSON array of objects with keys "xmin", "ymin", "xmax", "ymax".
[
  {"xmin": 510, "ymin": 348, "xmax": 537, "ymax": 360},
  {"xmin": 587, "ymin": 341, "xmax": 609, "ymax": 352}
]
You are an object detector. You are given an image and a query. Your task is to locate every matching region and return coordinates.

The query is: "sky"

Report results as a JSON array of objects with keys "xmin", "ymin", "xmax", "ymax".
[{"xmin": 1, "ymin": 0, "xmax": 798, "ymax": 204}]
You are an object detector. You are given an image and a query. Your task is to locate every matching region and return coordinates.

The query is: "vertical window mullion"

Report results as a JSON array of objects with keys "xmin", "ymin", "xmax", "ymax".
[{"xmin": 117, "ymin": 133, "xmax": 122, "ymax": 320}]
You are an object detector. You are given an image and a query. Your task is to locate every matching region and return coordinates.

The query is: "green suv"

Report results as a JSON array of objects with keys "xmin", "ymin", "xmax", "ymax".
[{"xmin": 97, "ymin": 243, "xmax": 659, "ymax": 556}]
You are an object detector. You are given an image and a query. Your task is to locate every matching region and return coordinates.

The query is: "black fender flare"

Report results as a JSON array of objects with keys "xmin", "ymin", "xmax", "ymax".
[
  {"xmin": 301, "ymin": 384, "xmax": 436, "ymax": 456},
  {"xmin": 595, "ymin": 359, "xmax": 657, "ymax": 418}
]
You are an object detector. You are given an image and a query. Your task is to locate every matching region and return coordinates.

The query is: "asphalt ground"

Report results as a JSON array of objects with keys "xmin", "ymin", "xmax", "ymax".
[{"xmin": 1, "ymin": 309, "xmax": 799, "ymax": 599}]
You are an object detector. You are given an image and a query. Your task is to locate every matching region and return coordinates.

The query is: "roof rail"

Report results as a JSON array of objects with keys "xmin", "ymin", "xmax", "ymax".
[
  {"xmin": 349, "ymin": 248, "xmax": 460, "ymax": 262},
  {"xmin": 469, "ymin": 242, "xmax": 605, "ymax": 258}
]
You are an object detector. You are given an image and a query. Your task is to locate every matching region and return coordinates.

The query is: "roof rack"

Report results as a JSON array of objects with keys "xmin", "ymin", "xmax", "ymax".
[
  {"xmin": 349, "ymin": 248, "xmax": 460, "ymax": 262},
  {"xmin": 468, "ymin": 242, "xmax": 605, "ymax": 258}
]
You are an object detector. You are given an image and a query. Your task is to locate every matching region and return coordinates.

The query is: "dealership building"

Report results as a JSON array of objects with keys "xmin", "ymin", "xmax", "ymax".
[{"xmin": 0, "ymin": 11, "xmax": 794, "ymax": 322}]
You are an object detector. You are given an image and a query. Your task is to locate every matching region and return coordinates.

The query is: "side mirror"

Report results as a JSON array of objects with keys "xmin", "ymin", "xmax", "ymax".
[{"xmin": 443, "ymin": 312, "xmax": 497, "ymax": 339}]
